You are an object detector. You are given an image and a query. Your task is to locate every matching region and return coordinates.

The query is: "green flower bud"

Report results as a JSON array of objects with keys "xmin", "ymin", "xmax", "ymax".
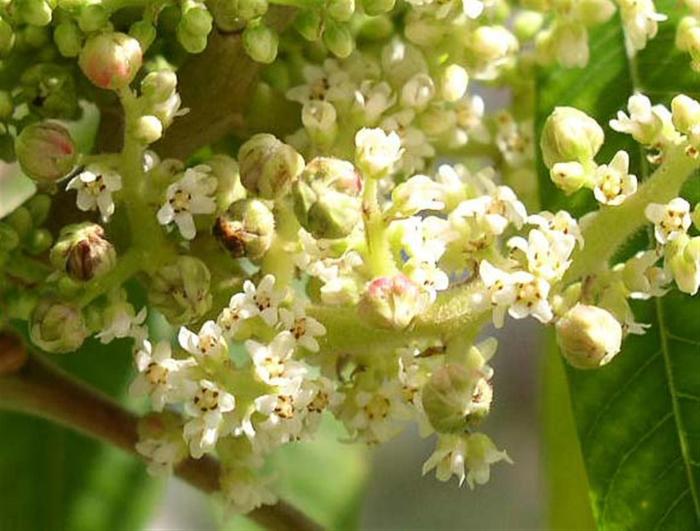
[
  {"xmin": 671, "ymin": 94, "xmax": 700, "ymax": 135},
  {"xmin": 15, "ymin": 121, "xmax": 76, "ymax": 183},
  {"xmin": 294, "ymin": 9, "xmax": 322, "ymax": 41},
  {"xmin": 177, "ymin": 26, "xmax": 208, "ymax": 53},
  {"xmin": 323, "ymin": 20, "xmax": 354, "ymax": 58},
  {"xmin": 238, "ymin": 133, "xmax": 304, "ymax": 199},
  {"xmin": 16, "ymin": 0, "xmax": 54, "ymax": 27},
  {"xmin": 361, "ymin": 0, "xmax": 395, "ymax": 16},
  {"xmin": 78, "ymin": 4, "xmax": 108, "ymax": 32},
  {"xmin": 30, "ymin": 298, "xmax": 88, "ymax": 353},
  {"xmin": 148, "ymin": 256, "xmax": 212, "ymax": 325},
  {"xmin": 513, "ymin": 10, "xmax": 543, "ymax": 41},
  {"xmin": 207, "ymin": 154, "xmax": 244, "ymax": 212},
  {"xmin": 130, "ymin": 20, "xmax": 157, "ymax": 50},
  {"xmin": 0, "ymin": 90, "xmax": 14, "ymax": 120},
  {"xmin": 21, "ymin": 64, "xmax": 79, "ymax": 119},
  {"xmin": 22, "ymin": 24, "xmax": 49, "ymax": 48},
  {"xmin": 79, "ymin": 32, "xmax": 143, "ymax": 90},
  {"xmin": 556, "ymin": 303, "xmax": 623, "ymax": 369},
  {"xmin": 54, "ymin": 20, "xmax": 82, "ymax": 57},
  {"xmin": 0, "ymin": 222, "xmax": 20, "ymax": 252},
  {"xmin": 693, "ymin": 202, "xmax": 700, "ymax": 230},
  {"xmin": 213, "ymin": 198, "xmax": 274, "ymax": 259},
  {"xmin": 666, "ymin": 235, "xmax": 700, "ymax": 295},
  {"xmin": 5, "ymin": 206, "xmax": 32, "ymax": 238},
  {"xmin": 26, "ymin": 194, "xmax": 52, "ymax": 225},
  {"xmin": 356, "ymin": 14, "xmax": 394, "ymax": 41},
  {"xmin": 0, "ymin": 18, "xmax": 15, "ymax": 57},
  {"xmin": 238, "ymin": 0, "xmax": 268, "ymax": 20},
  {"xmin": 578, "ymin": 0, "xmax": 615, "ymax": 26},
  {"xmin": 540, "ymin": 107, "xmax": 604, "ymax": 168},
  {"xmin": 130, "ymin": 114, "xmax": 163, "ymax": 144},
  {"xmin": 358, "ymin": 274, "xmax": 424, "ymax": 329},
  {"xmin": 141, "ymin": 70, "xmax": 177, "ymax": 102},
  {"xmin": 292, "ymin": 157, "xmax": 363, "ymax": 239},
  {"xmin": 25, "ymin": 228, "xmax": 53, "ymax": 255},
  {"xmin": 243, "ymin": 23, "xmax": 278, "ymax": 64},
  {"xmin": 327, "ymin": 0, "xmax": 355, "ymax": 22},
  {"xmin": 177, "ymin": 0, "xmax": 212, "ymax": 53},
  {"xmin": 207, "ymin": 0, "xmax": 244, "ymax": 32},
  {"xmin": 50, "ymin": 222, "xmax": 116, "ymax": 281}
]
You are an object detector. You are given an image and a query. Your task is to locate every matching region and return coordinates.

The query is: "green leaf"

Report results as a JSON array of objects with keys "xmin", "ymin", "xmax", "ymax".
[
  {"xmin": 536, "ymin": 5, "xmax": 700, "ymax": 529},
  {"xmin": 220, "ymin": 416, "xmax": 370, "ymax": 531},
  {"xmin": 0, "ymin": 336, "xmax": 160, "ymax": 531}
]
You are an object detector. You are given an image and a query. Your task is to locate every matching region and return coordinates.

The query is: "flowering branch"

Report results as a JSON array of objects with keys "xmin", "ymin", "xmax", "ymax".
[{"xmin": 0, "ymin": 333, "xmax": 322, "ymax": 531}]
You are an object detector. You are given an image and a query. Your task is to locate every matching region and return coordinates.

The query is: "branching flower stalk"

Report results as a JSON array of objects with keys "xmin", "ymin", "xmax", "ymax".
[{"xmin": 0, "ymin": 0, "xmax": 699, "ymax": 526}]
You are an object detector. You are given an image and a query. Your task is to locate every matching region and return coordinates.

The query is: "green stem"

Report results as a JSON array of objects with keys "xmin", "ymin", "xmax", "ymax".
[
  {"xmin": 363, "ymin": 179, "xmax": 396, "ymax": 277},
  {"xmin": 564, "ymin": 142, "xmax": 699, "ymax": 283},
  {"xmin": 4, "ymin": 254, "xmax": 52, "ymax": 284},
  {"xmin": 77, "ymin": 249, "xmax": 143, "ymax": 307}
]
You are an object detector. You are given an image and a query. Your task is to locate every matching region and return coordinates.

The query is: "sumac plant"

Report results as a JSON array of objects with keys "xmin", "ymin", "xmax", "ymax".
[{"xmin": 0, "ymin": 0, "xmax": 699, "ymax": 528}]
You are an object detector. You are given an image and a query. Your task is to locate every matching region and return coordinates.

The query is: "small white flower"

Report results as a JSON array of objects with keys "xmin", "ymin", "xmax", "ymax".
[
  {"xmin": 231, "ymin": 274, "xmax": 285, "ymax": 327},
  {"xmin": 464, "ymin": 433, "xmax": 512, "ymax": 489},
  {"xmin": 347, "ymin": 380, "xmax": 409, "ymax": 443},
  {"xmin": 286, "ymin": 59, "xmax": 354, "ymax": 106},
  {"xmin": 220, "ymin": 468, "xmax": 277, "ymax": 515},
  {"xmin": 217, "ymin": 295, "xmax": 254, "ymax": 339},
  {"xmin": 610, "ymin": 94, "xmax": 676, "ymax": 146},
  {"xmin": 422, "ymin": 434, "xmax": 468, "ymax": 485},
  {"xmin": 645, "ymin": 197, "xmax": 692, "ymax": 244},
  {"xmin": 157, "ymin": 165, "xmax": 217, "ymax": 240},
  {"xmin": 129, "ymin": 340, "xmax": 195, "ymax": 411},
  {"xmin": 508, "ymin": 229, "xmax": 575, "ymax": 281},
  {"xmin": 355, "ymin": 127, "xmax": 403, "ymax": 178},
  {"xmin": 245, "ymin": 331, "xmax": 306, "ymax": 386},
  {"xmin": 452, "ymin": 185, "xmax": 527, "ymax": 235},
  {"xmin": 619, "ymin": 249, "xmax": 669, "ymax": 299},
  {"xmin": 352, "ymin": 80, "xmax": 396, "ymax": 125},
  {"xmin": 135, "ymin": 434, "xmax": 187, "ymax": 476},
  {"xmin": 400, "ymin": 73, "xmax": 435, "ymax": 111},
  {"xmin": 66, "ymin": 164, "xmax": 122, "ymax": 222},
  {"xmin": 178, "ymin": 320, "xmax": 228, "ymax": 360},
  {"xmin": 183, "ymin": 379, "xmax": 236, "ymax": 458},
  {"xmin": 618, "ymin": 0, "xmax": 667, "ymax": 52},
  {"xmin": 381, "ymin": 110, "xmax": 435, "ymax": 175},
  {"xmin": 96, "ymin": 292, "xmax": 147, "ymax": 344},
  {"xmin": 388, "ymin": 174, "xmax": 445, "ymax": 217},
  {"xmin": 528, "ymin": 210, "xmax": 583, "ymax": 248},
  {"xmin": 509, "ymin": 273, "xmax": 554, "ymax": 323},
  {"xmin": 593, "ymin": 151, "xmax": 638, "ymax": 206},
  {"xmin": 279, "ymin": 302, "xmax": 326, "ymax": 352},
  {"xmin": 495, "ymin": 114, "xmax": 533, "ymax": 168}
]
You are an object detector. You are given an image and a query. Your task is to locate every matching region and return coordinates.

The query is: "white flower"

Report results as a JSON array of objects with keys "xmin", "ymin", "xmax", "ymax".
[
  {"xmin": 217, "ymin": 294, "xmax": 254, "ymax": 339},
  {"xmin": 400, "ymin": 73, "xmax": 435, "ymax": 111},
  {"xmin": 619, "ymin": 249, "xmax": 669, "ymax": 299},
  {"xmin": 381, "ymin": 109, "xmax": 435, "ymax": 175},
  {"xmin": 528, "ymin": 210, "xmax": 583, "ymax": 248},
  {"xmin": 404, "ymin": 258, "xmax": 449, "ymax": 302},
  {"xmin": 593, "ymin": 151, "xmax": 638, "ymax": 206},
  {"xmin": 610, "ymin": 94, "xmax": 676, "ymax": 146},
  {"xmin": 510, "ymin": 273, "xmax": 554, "ymax": 323},
  {"xmin": 618, "ymin": 0, "xmax": 667, "ymax": 52},
  {"xmin": 183, "ymin": 379, "xmax": 236, "ymax": 458},
  {"xmin": 355, "ymin": 127, "xmax": 403, "ymax": 178},
  {"xmin": 135, "ymin": 434, "xmax": 187, "ymax": 476},
  {"xmin": 452, "ymin": 185, "xmax": 527, "ymax": 235},
  {"xmin": 220, "ymin": 469, "xmax": 277, "ymax": 515},
  {"xmin": 129, "ymin": 340, "xmax": 195, "ymax": 411},
  {"xmin": 451, "ymin": 94, "xmax": 490, "ymax": 147},
  {"xmin": 347, "ymin": 380, "xmax": 409, "ymax": 443},
  {"xmin": 388, "ymin": 174, "xmax": 445, "ymax": 217},
  {"xmin": 96, "ymin": 292, "xmax": 147, "ymax": 344},
  {"xmin": 279, "ymin": 302, "xmax": 326, "ymax": 352},
  {"xmin": 645, "ymin": 198, "xmax": 692, "ymax": 244},
  {"xmin": 178, "ymin": 320, "xmax": 228, "ymax": 360},
  {"xmin": 464, "ymin": 433, "xmax": 512, "ymax": 488},
  {"xmin": 495, "ymin": 114, "xmax": 533, "ymax": 167},
  {"xmin": 286, "ymin": 59, "xmax": 354, "ymax": 106},
  {"xmin": 230, "ymin": 274, "xmax": 285, "ymax": 327},
  {"xmin": 508, "ymin": 229, "xmax": 575, "ymax": 281},
  {"xmin": 66, "ymin": 165, "xmax": 122, "ymax": 222},
  {"xmin": 352, "ymin": 80, "xmax": 396, "ymax": 125},
  {"xmin": 245, "ymin": 331, "xmax": 306, "ymax": 386},
  {"xmin": 253, "ymin": 379, "xmax": 315, "ymax": 446},
  {"xmin": 665, "ymin": 236, "xmax": 700, "ymax": 295},
  {"xmin": 157, "ymin": 165, "xmax": 217, "ymax": 240}
]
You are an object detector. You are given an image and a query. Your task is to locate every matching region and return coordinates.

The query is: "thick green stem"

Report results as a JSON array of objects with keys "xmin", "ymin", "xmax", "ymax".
[
  {"xmin": 564, "ymin": 143, "xmax": 699, "ymax": 283},
  {"xmin": 362, "ymin": 179, "xmax": 396, "ymax": 277}
]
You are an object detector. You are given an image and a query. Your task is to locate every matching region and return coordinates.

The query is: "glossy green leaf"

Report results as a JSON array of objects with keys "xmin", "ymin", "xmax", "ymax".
[
  {"xmin": 0, "ymin": 336, "xmax": 159, "ymax": 531},
  {"xmin": 536, "ymin": 6, "xmax": 700, "ymax": 529}
]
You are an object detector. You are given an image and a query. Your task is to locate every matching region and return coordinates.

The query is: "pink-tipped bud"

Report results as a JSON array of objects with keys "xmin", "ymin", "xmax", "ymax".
[
  {"xmin": 15, "ymin": 121, "xmax": 76, "ymax": 183},
  {"xmin": 79, "ymin": 32, "xmax": 142, "ymax": 90},
  {"xmin": 359, "ymin": 274, "xmax": 425, "ymax": 329}
]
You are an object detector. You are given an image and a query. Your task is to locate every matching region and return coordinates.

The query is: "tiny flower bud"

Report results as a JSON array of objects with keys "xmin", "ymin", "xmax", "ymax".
[
  {"xmin": 0, "ymin": 90, "xmax": 11, "ymax": 120},
  {"xmin": 0, "ymin": 18, "xmax": 15, "ymax": 57},
  {"xmin": 327, "ymin": 0, "xmax": 355, "ymax": 21},
  {"xmin": 213, "ymin": 198, "xmax": 275, "ymax": 260},
  {"xmin": 16, "ymin": 0, "xmax": 53, "ymax": 27},
  {"xmin": 671, "ymin": 94, "xmax": 700, "ymax": 135},
  {"xmin": 79, "ymin": 32, "xmax": 143, "ymax": 90},
  {"xmin": 294, "ymin": 9, "xmax": 322, "ymax": 41},
  {"xmin": 693, "ymin": 203, "xmax": 700, "ymax": 229},
  {"xmin": 0, "ymin": 222, "xmax": 20, "ymax": 252},
  {"xmin": 50, "ymin": 222, "xmax": 116, "ymax": 282},
  {"xmin": 131, "ymin": 115, "xmax": 163, "ymax": 144},
  {"xmin": 130, "ymin": 20, "xmax": 157, "ymax": 50},
  {"xmin": 54, "ymin": 20, "xmax": 82, "ymax": 57},
  {"xmin": 148, "ymin": 256, "xmax": 212, "ymax": 325},
  {"xmin": 513, "ymin": 10, "xmax": 543, "ymax": 41},
  {"xmin": 440, "ymin": 64, "xmax": 468, "ymax": 103},
  {"xmin": 292, "ymin": 157, "xmax": 363, "ymax": 239},
  {"xmin": 422, "ymin": 363, "xmax": 487, "ymax": 432},
  {"xmin": 323, "ymin": 20, "xmax": 354, "ymax": 58},
  {"xmin": 21, "ymin": 64, "xmax": 79, "ymax": 119},
  {"xmin": 30, "ymin": 298, "xmax": 88, "ymax": 353},
  {"xmin": 665, "ymin": 235, "xmax": 700, "ymax": 295},
  {"xmin": 238, "ymin": 133, "xmax": 304, "ymax": 199},
  {"xmin": 243, "ymin": 23, "xmax": 278, "ymax": 64},
  {"xmin": 15, "ymin": 121, "xmax": 76, "ymax": 183},
  {"xmin": 141, "ymin": 70, "xmax": 177, "ymax": 102},
  {"xmin": 358, "ymin": 274, "xmax": 425, "ymax": 329},
  {"xmin": 25, "ymin": 228, "xmax": 53, "ymax": 255},
  {"xmin": 361, "ymin": 0, "xmax": 396, "ymax": 16},
  {"xmin": 540, "ymin": 107, "xmax": 604, "ymax": 168},
  {"xmin": 302, "ymin": 100, "xmax": 338, "ymax": 144},
  {"xmin": 549, "ymin": 161, "xmax": 589, "ymax": 194},
  {"xmin": 354, "ymin": 127, "xmax": 402, "ymax": 178},
  {"xmin": 556, "ymin": 304, "xmax": 623, "ymax": 369},
  {"xmin": 207, "ymin": 154, "xmax": 245, "ymax": 212}
]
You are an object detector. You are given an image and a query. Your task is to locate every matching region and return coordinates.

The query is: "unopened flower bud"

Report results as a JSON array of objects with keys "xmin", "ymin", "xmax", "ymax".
[
  {"xmin": 243, "ymin": 23, "xmax": 278, "ymax": 64},
  {"xmin": 676, "ymin": 16, "xmax": 699, "ymax": 52},
  {"xmin": 30, "ymin": 298, "xmax": 88, "ymax": 353},
  {"xmin": 440, "ymin": 64, "xmax": 468, "ymax": 103},
  {"xmin": 292, "ymin": 157, "xmax": 363, "ymax": 239},
  {"xmin": 0, "ymin": 222, "xmax": 20, "ymax": 252},
  {"xmin": 355, "ymin": 127, "xmax": 402, "ymax": 178},
  {"xmin": 470, "ymin": 26, "xmax": 518, "ymax": 64},
  {"xmin": 327, "ymin": 0, "xmax": 354, "ymax": 21},
  {"xmin": 302, "ymin": 100, "xmax": 338, "ymax": 144},
  {"xmin": 556, "ymin": 304, "xmax": 622, "ymax": 369},
  {"xmin": 21, "ymin": 64, "xmax": 79, "ymax": 119},
  {"xmin": 0, "ymin": 91, "xmax": 12, "ymax": 121},
  {"xmin": 540, "ymin": 107, "xmax": 604, "ymax": 168},
  {"xmin": 148, "ymin": 256, "xmax": 212, "ymax": 325},
  {"xmin": 666, "ymin": 235, "xmax": 700, "ymax": 295},
  {"xmin": 401, "ymin": 73, "xmax": 434, "ymax": 111},
  {"xmin": 238, "ymin": 133, "xmax": 304, "ymax": 199},
  {"xmin": 358, "ymin": 274, "xmax": 425, "ymax": 329},
  {"xmin": 238, "ymin": 0, "xmax": 268, "ymax": 19},
  {"xmin": 513, "ymin": 10, "xmax": 543, "ymax": 41},
  {"xmin": 79, "ymin": 32, "xmax": 143, "ymax": 90},
  {"xmin": 54, "ymin": 20, "xmax": 82, "ymax": 57},
  {"xmin": 671, "ymin": 94, "xmax": 700, "ymax": 135},
  {"xmin": 213, "ymin": 198, "xmax": 274, "ymax": 259},
  {"xmin": 16, "ymin": 0, "xmax": 53, "ymax": 27},
  {"xmin": 0, "ymin": 18, "xmax": 15, "ymax": 57},
  {"xmin": 26, "ymin": 228, "xmax": 53, "ymax": 255},
  {"xmin": 177, "ymin": 0, "xmax": 212, "ymax": 53},
  {"xmin": 131, "ymin": 115, "xmax": 163, "ymax": 144},
  {"xmin": 130, "ymin": 20, "xmax": 157, "ymax": 50},
  {"xmin": 294, "ymin": 9, "xmax": 322, "ymax": 41},
  {"xmin": 141, "ymin": 70, "xmax": 177, "ymax": 102},
  {"xmin": 16, "ymin": 121, "xmax": 76, "ymax": 183},
  {"xmin": 323, "ymin": 20, "xmax": 354, "ymax": 58},
  {"xmin": 50, "ymin": 222, "xmax": 116, "ymax": 281},
  {"xmin": 207, "ymin": 154, "xmax": 244, "ymax": 212},
  {"xmin": 361, "ymin": 0, "xmax": 396, "ymax": 16},
  {"xmin": 549, "ymin": 161, "xmax": 590, "ymax": 195}
]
